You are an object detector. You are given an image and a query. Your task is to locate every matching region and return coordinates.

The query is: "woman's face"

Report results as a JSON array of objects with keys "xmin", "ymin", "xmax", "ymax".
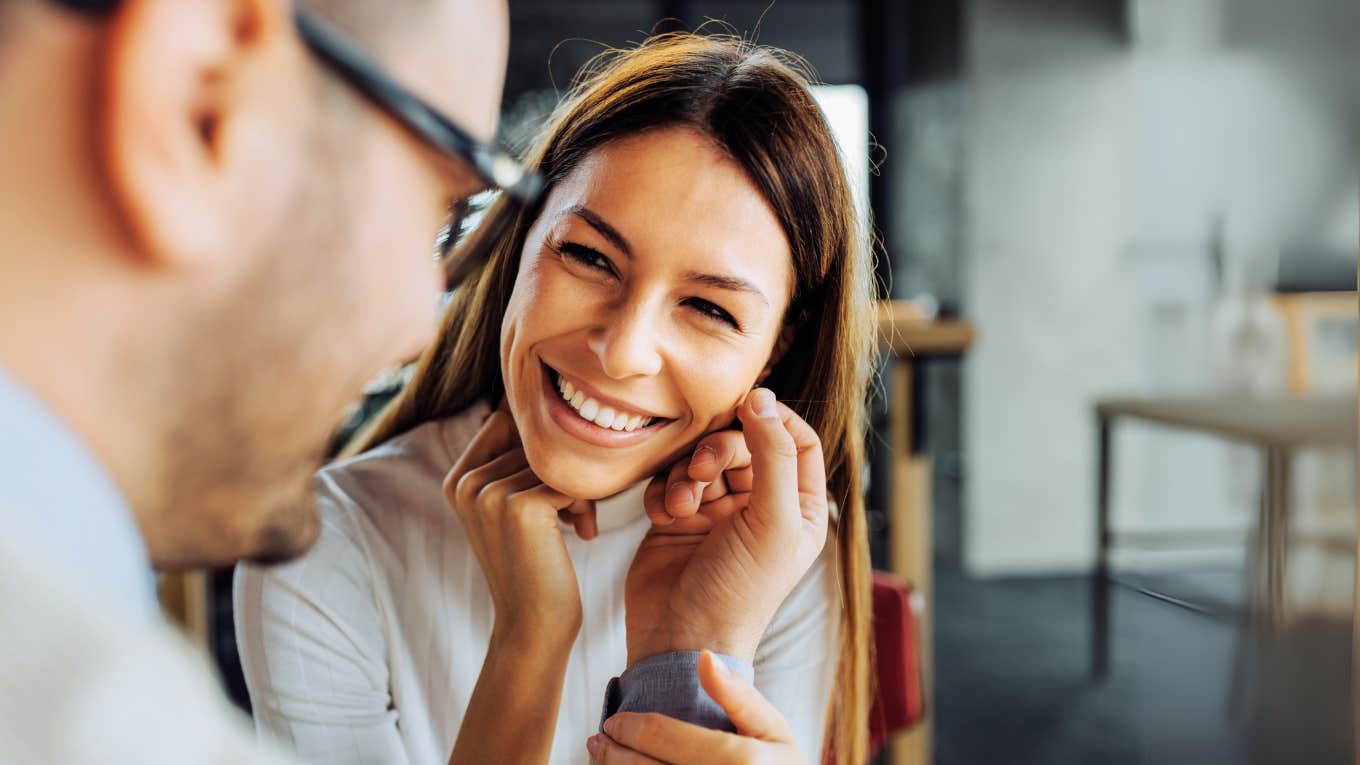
[{"xmin": 500, "ymin": 126, "xmax": 794, "ymax": 499}]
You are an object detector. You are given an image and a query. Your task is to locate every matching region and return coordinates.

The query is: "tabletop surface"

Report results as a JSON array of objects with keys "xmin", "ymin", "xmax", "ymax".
[
  {"xmin": 876, "ymin": 301, "xmax": 975, "ymax": 357},
  {"xmin": 1097, "ymin": 393, "xmax": 1357, "ymax": 449}
]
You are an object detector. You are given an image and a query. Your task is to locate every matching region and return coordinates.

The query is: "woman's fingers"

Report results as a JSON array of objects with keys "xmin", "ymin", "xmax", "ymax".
[
  {"xmin": 739, "ymin": 392, "xmax": 827, "ymax": 523},
  {"xmin": 697, "ymin": 650, "xmax": 796, "ymax": 743},
  {"xmin": 642, "ymin": 474, "xmax": 674, "ymax": 526},
  {"xmin": 693, "ymin": 491, "xmax": 751, "ymax": 524},
  {"xmin": 444, "ymin": 411, "xmax": 519, "ymax": 501},
  {"xmin": 643, "ymin": 429, "xmax": 757, "ymax": 528},
  {"xmin": 507, "ymin": 480, "xmax": 575, "ymax": 514},
  {"xmin": 735, "ymin": 390, "xmax": 804, "ymax": 534},
  {"xmin": 720, "ymin": 465, "xmax": 753, "ymax": 494},
  {"xmin": 687, "ymin": 430, "xmax": 751, "ymax": 506},
  {"xmin": 687, "ymin": 430, "xmax": 752, "ymax": 482},
  {"xmin": 560, "ymin": 498, "xmax": 598, "ymax": 540},
  {"xmin": 663, "ymin": 459, "xmax": 698, "ymax": 518},
  {"xmin": 447, "ymin": 447, "xmax": 529, "ymax": 513}
]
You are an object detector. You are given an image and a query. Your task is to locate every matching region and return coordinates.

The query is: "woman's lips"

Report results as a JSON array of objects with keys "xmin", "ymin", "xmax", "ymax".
[{"xmin": 539, "ymin": 363, "xmax": 669, "ymax": 448}]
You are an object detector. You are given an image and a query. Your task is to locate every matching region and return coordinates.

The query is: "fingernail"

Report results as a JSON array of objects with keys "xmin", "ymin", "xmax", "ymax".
[
  {"xmin": 586, "ymin": 734, "xmax": 601, "ymax": 756},
  {"xmin": 666, "ymin": 482, "xmax": 693, "ymax": 508},
  {"xmin": 691, "ymin": 444, "xmax": 716, "ymax": 468},
  {"xmin": 712, "ymin": 647, "xmax": 734, "ymax": 672},
  {"xmin": 750, "ymin": 388, "xmax": 776, "ymax": 418},
  {"xmin": 706, "ymin": 650, "xmax": 731, "ymax": 676},
  {"xmin": 603, "ymin": 717, "xmax": 618, "ymax": 736}
]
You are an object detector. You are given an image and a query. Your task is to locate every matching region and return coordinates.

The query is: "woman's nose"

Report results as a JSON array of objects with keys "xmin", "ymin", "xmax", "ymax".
[{"xmin": 587, "ymin": 302, "xmax": 664, "ymax": 380}]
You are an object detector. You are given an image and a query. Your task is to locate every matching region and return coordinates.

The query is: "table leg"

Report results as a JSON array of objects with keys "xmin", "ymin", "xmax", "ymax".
[
  {"xmin": 886, "ymin": 359, "xmax": 933, "ymax": 765},
  {"xmin": 1262, "ymin": 446, "xmax": 1291, "ymax": 631},
  {"xmin": 1091, "ymin": 414, "xmax": 1113, "ymax": 678},
  {"xmin": 1230, "ymin": 450, "xmax": 1275, "ymax": 721}
]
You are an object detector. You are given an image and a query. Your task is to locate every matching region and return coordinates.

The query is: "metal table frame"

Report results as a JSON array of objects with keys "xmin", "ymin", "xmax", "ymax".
[{"xmin": 1090, "ymin": 394, "xmax": 1355, "ymax": 678}]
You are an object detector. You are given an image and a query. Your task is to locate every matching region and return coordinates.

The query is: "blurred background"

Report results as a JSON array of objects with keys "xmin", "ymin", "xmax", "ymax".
[{"xmin": 181, "ymin": 1, "xmax": 1359, "ymax": 764}]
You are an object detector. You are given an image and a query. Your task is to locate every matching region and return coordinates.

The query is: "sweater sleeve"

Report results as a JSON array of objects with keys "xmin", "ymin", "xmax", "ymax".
[
  {"xmin": 599, "ymin": 651, "xmax": 755, "ymax": 732},
  {"xmin": 753, "ymin": 536, "xmax": 842, "ymax": 762}
]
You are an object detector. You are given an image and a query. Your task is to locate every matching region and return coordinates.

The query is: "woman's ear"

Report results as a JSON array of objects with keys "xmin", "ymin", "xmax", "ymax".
[{"xmin": 756, "ymin": 324, "xmax": 796, "ymax": 384}]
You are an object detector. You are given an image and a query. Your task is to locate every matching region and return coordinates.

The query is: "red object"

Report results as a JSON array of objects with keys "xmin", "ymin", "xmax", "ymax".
[{"xmin": 868, "ymin": 570, "xmax": 924, "ymax": 755}]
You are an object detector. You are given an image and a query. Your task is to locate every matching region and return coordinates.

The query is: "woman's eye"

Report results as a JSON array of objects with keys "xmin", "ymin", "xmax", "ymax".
[
  {"xmin": 684, "ymin": 298, "xmax": 740, "ymax": 330},
  {"xmin": 557, "ymin": 242, "xmax": 616, "ymax": 275}
]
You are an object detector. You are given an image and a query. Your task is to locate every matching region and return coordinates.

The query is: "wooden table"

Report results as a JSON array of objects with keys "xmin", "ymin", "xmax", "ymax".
[
  {"xmin": 1090, "ymin": 393, "xmax": 1357, "ymax": 678},
  {"xmin": 876, "ymin": 301, "xmax": 975, "ymax": 765}
]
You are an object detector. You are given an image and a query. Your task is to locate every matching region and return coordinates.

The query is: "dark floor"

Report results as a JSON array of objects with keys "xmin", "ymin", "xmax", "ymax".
[{"xmin": 933, "ymin": 567, "xmax": 1353, "ymax": 765}]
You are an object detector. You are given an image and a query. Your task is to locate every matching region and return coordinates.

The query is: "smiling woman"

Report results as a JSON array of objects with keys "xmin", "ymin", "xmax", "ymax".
[
  {"xmin": 501, "ymin": 125, "xmax": 798, "ymax": 498},
  {"xmin": 235, "ymin": 33, "xmax": 874, "ymax": 765}
]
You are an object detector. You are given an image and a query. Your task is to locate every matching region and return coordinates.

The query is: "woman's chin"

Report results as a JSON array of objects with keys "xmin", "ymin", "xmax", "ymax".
[{"xmin": 531, "ymin": 460, "xmax": 645, "ymax": 501}]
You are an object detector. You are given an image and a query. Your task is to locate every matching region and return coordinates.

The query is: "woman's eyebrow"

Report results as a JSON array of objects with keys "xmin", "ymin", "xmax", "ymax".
[
  {"xmin": 564, "ymin": 205, "xmax": 633, "ymax": 257},
  {"xmin": 684, "ymin": 271, "xmax": 770, "ymax": 307},
  {"xmin": 557, "ymin": 205, "xmax": 770, "ymax": 307}
]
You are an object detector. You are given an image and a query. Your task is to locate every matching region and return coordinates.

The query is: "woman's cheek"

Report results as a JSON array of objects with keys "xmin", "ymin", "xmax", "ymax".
[{"xmin": 681, "ymin": 363, "xmax": 764, "ymax": 432}]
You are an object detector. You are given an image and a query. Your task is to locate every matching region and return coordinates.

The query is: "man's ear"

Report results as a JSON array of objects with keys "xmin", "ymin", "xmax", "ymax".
[
  {"xmin": 756, "ymin": 324, "xmax": 796, "ymax": 384},
  {"xmin": 101, "ymin": 0, "xmax": 296, "ymax": 271}
]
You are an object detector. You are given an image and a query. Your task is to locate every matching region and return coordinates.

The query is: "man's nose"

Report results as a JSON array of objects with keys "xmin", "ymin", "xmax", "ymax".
[{"xmin": 586, "ymin": 301, "xmax": 663, "ymax": 380}]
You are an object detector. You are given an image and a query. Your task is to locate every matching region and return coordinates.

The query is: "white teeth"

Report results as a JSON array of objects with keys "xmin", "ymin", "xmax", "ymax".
[
  {"xmin": 553, "ymin": 372, "xmax": 659, "ymax": 432},
  {"xmin": 578, "ymin": 398, "xmax": 600, "ymax": 421},
  {"xmin": 595, "ymin": 406, "xmax": 617, "ymax": 429}
]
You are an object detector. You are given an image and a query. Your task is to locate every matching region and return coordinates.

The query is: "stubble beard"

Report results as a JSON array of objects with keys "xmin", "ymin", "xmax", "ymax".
[{"xmin": 153, "ymin": 130, "xmax": 369, "ymax": 569}]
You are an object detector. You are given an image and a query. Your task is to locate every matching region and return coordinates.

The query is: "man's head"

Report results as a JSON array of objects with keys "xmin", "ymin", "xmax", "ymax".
[{"xmin": 0, "ymin": 0, "xmax": 508, "ymax": 568}]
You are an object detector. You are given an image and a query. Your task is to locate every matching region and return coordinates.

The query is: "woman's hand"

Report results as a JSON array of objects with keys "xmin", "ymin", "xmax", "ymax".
[
  {"xmin": 643, "ymin": 426, "xmax": 753, "ymax": 527},
  {"xmin": 442, "ymin": 409, "xmax": 592, "ymax": 646},
  {"xmin": 625, "ymin": 388, "xmax": 829, "ymax": 665},
  {"xmin": 587, "ymin": 651, "xmax": 808, "ymax": 764}
]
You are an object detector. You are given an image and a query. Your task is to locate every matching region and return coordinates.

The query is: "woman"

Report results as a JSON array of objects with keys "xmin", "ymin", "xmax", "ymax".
[{"xmin": 235, "ymin": 33, "xmax": 873, "ymax": 765}]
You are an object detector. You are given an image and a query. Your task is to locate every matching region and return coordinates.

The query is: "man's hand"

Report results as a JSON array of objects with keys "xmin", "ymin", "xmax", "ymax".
[
  {"xmin": 625, "ymin": 388, "xmax": 829, "ymax": 664},
  {"xmin": 587, "ymin": 651, "xmax": 807, "ymax": 764}
]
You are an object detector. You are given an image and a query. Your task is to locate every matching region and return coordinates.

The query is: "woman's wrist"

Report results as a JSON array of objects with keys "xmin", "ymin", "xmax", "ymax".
[
  {"xmin": 491, "ymin": 615, "xmax": 581, "ymax": 659},
  {"xmin": 626, "ymin": 625, "xmax": 759, "ymax": 667}
]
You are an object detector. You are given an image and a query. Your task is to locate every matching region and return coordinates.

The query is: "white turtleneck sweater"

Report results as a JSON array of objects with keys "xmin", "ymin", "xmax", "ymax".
[{"xmin": 234, "ymin": 402, "xmax": 840, "ymax": 765}]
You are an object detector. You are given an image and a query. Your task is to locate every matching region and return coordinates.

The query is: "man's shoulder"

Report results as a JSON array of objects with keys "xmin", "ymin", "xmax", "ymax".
[{"xmin": 0, "ymin": 528, "xmax": 295, "ymax": 764}]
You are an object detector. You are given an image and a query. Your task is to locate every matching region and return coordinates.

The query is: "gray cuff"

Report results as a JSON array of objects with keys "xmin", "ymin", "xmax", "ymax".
[{"xmin": 600, "ymin": 651, "xmax": 755, "ymax": 733}]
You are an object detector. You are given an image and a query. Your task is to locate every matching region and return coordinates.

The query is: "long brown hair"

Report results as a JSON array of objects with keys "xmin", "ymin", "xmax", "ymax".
[{"xmin": 349, "ymin": 33, "xmax": 874, "ymax": 764}]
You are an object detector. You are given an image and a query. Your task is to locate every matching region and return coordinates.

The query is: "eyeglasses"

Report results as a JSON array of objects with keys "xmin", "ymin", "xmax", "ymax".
[
  {"xmin": 53, "ymin": 1, "xmax": 543, "ymax": 288},
  {"xmin": 292, "ymin": 11, "xmax": 541, "ymax": 205}
]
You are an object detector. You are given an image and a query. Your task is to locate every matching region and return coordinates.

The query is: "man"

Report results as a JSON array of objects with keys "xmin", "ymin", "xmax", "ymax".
[{"xmin": 0, "ymin": 1, "xmax": 805, "ymax": 762}]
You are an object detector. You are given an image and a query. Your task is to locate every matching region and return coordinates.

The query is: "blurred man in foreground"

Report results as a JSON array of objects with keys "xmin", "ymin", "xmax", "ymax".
[{"xmin": 0, "ymin": 0, "xmax": 505, "ymax": 759}]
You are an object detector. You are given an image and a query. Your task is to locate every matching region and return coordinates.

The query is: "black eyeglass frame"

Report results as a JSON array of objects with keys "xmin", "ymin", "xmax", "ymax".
[{"xmin": 292, "ymin": 10, "xmax": 542, "ymax": 205}]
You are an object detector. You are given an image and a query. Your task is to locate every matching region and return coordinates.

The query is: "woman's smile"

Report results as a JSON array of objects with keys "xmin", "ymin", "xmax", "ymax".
[{"xmin": 539, "ymin": 360, "xmax": 675, "ymax": 448}]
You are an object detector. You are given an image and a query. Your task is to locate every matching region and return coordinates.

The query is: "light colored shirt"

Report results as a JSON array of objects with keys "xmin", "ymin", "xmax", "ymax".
[
  {"xmin": 235, "ymin": 402, "xmax": 841, "ymax": 765},
  {"xmin": 0, "ymin": 367, "xmax": 156, "ymax": 618},
  {"xmin": 0, "ymin": 367, "xmax": 294, "ymax": 764}
]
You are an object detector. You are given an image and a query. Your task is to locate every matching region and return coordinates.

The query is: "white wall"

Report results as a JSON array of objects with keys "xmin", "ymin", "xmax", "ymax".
[
  {"xmin": 962, "ymin": 0, "xmax": 1360, "ymax": 576},
  {"xmin": 963, "ymin": 0, "xmax": 1137, "ymax": 574}
]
